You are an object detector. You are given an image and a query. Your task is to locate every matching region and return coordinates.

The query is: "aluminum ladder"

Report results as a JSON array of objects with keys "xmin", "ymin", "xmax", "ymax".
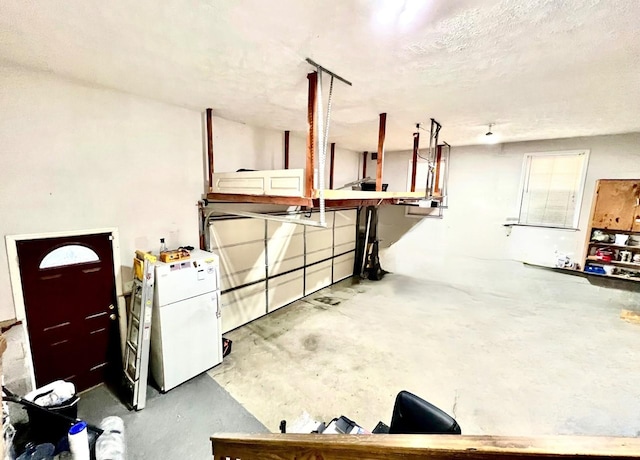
[{"xmin": 123, "ymin": 251, "xmax": 156, "ymax": 410}]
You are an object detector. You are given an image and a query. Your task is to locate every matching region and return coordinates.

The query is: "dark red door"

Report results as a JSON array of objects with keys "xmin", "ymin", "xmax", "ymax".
[{"xmin": 17, "ymin": 233, "xmax": 119, "ymax": 392}]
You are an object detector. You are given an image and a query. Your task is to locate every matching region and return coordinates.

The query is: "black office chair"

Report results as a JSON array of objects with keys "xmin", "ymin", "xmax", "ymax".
[{"xmin": 387, "ymin": 390, "xmax": 461, "ymax": 435}]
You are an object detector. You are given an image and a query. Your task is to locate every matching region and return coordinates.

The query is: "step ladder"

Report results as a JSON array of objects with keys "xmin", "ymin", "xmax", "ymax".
[{"xmin": 124, "ymin": 250, "xmax": 156, "ymax": 410}]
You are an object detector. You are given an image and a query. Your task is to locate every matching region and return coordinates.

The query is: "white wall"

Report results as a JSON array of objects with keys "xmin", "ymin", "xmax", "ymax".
[
  {"xmin": 213, "ymin": 123, "xmax": 360, "ymax": 187},
  {"xmin": 0, "ymin": 65, "xmax": 203, "ymax": 321},
  {"xmin": 380, "ymin": 132, "xmax": 640, "ymax": 269},
  {"xmin": 212, "ymin": 117, "xmax": 283, "ymax": 172},
  {"xmin": 0, "ymin": 64, "xmax": 361, "ymax": 321},
  {"xmin": 286, "ymin": 135, "xmax": 360, "ymax": 189}
]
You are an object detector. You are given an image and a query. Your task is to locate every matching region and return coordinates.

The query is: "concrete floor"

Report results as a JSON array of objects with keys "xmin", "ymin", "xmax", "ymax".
[
  {"xmin": 7, "ymin": 259, "xmax": 639, "ymax": 458},
  {"xmin": 76, "ymin": 374, "xmax": 267, "ymax": 460},
  {"xmin": 7, "ymin": 374, "xmax": 266, "ymax": 460},
  {"xmin": 209, "ymin": 269, "xmax": 640, "ymax": 437}
]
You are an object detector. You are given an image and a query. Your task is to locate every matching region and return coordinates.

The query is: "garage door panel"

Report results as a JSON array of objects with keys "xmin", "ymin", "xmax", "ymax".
[
  {"xmin": 306, "ymin": 249, "xmax": 333, "ymax": 265},
  {"xmin": 334, "ymin": 242, "xmax": 356, "ymax": 256},
  {"xmin": 305, "ymin": 260, "xmax": 332, "ymax": 295},
  {"xmin": 306, "ymin": 229, "xmax": 333, "ymax": 254},
  {"xmin": 306, "ymin": 211, "xmax": 334, "ymax": 233},
  {"xmin": 333, "ymin": 252, "xmax": 355, "ymax": 282},
  {"xmin": 221, "ymin": 282, "xmax": 266, "ymax": 333},
  {"xmin": 219, "ymin": 268, "xmax": 265, "ymax": 291},
  {"xmin": 210, "ymin": 219, "xmax": 264, "ymax": 249},
  {"xmin": 268, "ymin": 233, "xmax": 304, "ymax": 264},
  {"xmin": 334, "ymin": 209, "xmax": 357, "ymax": 227},
  {"xmin": 268, "ymin": 255, "xmax": 305, "ymax": 277},
  {"xmin": 268, "ymin": 270, "xmax": 304, "ymax": 312},
  {"xmin": 267, "ymin": 220, "xmax": 304, "ymax": 239},
  {"xmin": 334, "ymin": 225, "xmax": 356, "ymax": 247},
  {"xmin": 216, "ymin": 241, "xmax": 265, "ymax": 281}
]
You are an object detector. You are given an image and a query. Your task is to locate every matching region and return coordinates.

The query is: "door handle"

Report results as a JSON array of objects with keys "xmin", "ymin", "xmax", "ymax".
[{"xmin": 109, "ymin": 314, "xmax": 117, "ymax": 321}]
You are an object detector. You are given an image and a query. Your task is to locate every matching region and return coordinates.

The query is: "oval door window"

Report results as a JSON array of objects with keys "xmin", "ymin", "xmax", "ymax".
[{"xmin": 39, "ymin": 245, "xmax": 100, "ymax": 269}]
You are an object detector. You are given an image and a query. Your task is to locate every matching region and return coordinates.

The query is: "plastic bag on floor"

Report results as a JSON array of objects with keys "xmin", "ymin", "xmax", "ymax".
[{"xmin": 24, "ymin": 382, "xmax": 75, "ymax": 407}]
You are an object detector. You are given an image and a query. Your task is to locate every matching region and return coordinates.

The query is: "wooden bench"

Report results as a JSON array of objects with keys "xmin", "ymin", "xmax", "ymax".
[{"xmin": 211, "ymin": 433, "xmax": 640, "ymax": 460}]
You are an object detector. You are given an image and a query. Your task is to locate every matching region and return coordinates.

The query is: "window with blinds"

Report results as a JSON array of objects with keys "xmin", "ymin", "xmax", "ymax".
[{"xmin": 518, "ymin": 151, "xmax": 589, "ymax": 229}]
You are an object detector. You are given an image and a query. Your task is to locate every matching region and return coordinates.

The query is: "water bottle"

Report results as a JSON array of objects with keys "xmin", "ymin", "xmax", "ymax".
[
  {"xmin": 68, "ymin": 421, "xmax": 90, "ymax": 460},
  {"xmin": 17, "ymin": 443, "xmax": 55, "ymax": 460},
  {"xmin": 95, "ymin": 416, "xmax": 126, "ymax": 460},
  {"xmin": 159, "ymin": 238, "xmax": 168, "ymax": 254}
]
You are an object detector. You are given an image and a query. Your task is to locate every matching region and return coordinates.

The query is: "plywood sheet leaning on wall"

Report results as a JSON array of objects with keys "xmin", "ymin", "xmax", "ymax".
[
  {"xmin": 592, "ymin": 180, "xmax": 640, "ymax": 231},
  {"xmin": 621, "ymin": 309, "xmax": 640, "ymax": 325}
]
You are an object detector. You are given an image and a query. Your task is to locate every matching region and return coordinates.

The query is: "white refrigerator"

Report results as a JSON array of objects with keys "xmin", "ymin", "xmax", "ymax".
[{"xmin": 150, "ymin": 249, "xmax": 222, "ymax": 392}]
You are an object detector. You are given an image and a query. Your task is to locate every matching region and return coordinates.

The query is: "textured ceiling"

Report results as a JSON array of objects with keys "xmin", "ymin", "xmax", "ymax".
[{"xmin": 1, "ymin": 0, "xmax": 639, "ymax": 150}]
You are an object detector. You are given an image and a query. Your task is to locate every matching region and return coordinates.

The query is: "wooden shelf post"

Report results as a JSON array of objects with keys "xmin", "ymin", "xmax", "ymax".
[
  {"xmin": 329, "ymin": 142, "xmax": 336, "ymax": 190},
  {"xmin": 435, "ymin": 144, "xmax": 443, "ymax": 194},
  {"xmin": 362, "ymin": 152, "xmax": 368, "ymax": 179},
  {"xmin": 284, "ymin": 130, "xmax": 290, "ymax": 169},
  {"xmin": 410, "ymin": 132, "xmax": 419, "ymax": 192},
  {"xmin": 206, "ymin": 108, "xmax": 214, "ymax": 191},
  {"xmin": 376, "ymin": 113, "xmax": 387, "ymax": 192},
  {"xmin": 305, "ymin": 72, "xmax": 318, "ymax": 198}
]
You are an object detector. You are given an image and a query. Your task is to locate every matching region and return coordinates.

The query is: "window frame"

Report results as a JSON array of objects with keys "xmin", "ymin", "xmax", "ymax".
[
  {"xmin": 39, "ymin": 244, "xmax": 101, "ymax": 269},
  {"xmin": 516, "ymin": 149, "xmax": 590, "ymax": 230}
]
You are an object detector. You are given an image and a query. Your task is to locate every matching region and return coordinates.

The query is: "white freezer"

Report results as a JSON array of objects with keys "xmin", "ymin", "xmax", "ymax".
[
  {"xmin": 154, "ymin": 249, "xmax": 218, "ymax": 306},
  {"xmin": 150, "ymin": 249, "xmax": 223, "ymax": 392}
]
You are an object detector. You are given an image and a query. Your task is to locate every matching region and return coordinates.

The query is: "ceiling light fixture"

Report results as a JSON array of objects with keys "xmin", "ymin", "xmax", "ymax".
[
  {"xmin": 482, "ymin": 123, "xmax": 500, "ymax": 144},
  {"xmin": 485, "ymin": 123, "xmax": 494, "ymax": 136},
  {"xmin": 374, "ymin": 0, "xmax": 429, "ymax": 29}
]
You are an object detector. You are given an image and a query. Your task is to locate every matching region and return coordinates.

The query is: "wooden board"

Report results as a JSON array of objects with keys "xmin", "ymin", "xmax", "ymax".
[
  {"xmin": 376, "ymin": 113, "xmax": 387, "ymax": 191},
  {"xmin": 306, "ymin": 72, "xmax": 317, "ymax": 198},
  {"xmin": 621, "ymin": 309, "xmax": 640, "ymax": 325},
  {"xmin": 211, "ymin": 433, "xmax": 640, "ymax": 460},
  {"xmin": 208, "ymin": 189, "xmax": 426, "ymax": 208},
  {"xmin": 411, "ymin": 132, "xmax": 419, "ymax": 192},
  {"xmin": 329, "ymin": 142, "xmax": 336, "ymax": 189},
  {"xmin": 633, "ymin": 206, "xmax": 640, "ymax": 233},
  {"xmin": 207, "ymin": 193, "xmax": 312, "ymax": 207},
  {"xmin": 316, "ymin": 190, "xmax": 425, "ymax": 200},
  {"xmin": 206, "ymin": 108, "xmax": 214, "ymax": 189},
  {"xmin": 284, "ymin": 130, "xmax": 290, "ymax": 169},
  {"xmin": 592, "ymin": 180, "xmax": 640, "ymax": 231}
]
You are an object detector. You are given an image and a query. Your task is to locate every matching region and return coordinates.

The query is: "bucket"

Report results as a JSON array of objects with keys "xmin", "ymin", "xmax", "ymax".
[{"xmin": 26, "ymin": 395, "xmax": 79, "ymax": 444}]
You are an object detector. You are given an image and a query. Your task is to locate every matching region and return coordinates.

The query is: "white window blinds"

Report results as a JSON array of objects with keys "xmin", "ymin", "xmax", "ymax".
[{"xmin": 518, "ymin": 151, "xmax": 588, "ymax": 229}]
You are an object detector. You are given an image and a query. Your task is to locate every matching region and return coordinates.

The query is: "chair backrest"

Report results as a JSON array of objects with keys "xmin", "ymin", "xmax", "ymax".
[{"xmin": 389, "ymin": 390, "xmax": 461, "ymax": 435}]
